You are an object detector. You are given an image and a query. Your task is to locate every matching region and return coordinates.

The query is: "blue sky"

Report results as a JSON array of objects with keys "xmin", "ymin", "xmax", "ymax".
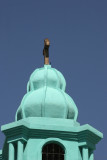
[{"xmin": 0, "ymin": 0, "xmax": 106, "ymax": 159}]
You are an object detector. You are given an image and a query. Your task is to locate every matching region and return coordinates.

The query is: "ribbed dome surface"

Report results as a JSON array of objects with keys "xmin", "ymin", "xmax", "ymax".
[{"xmin": 16, "ymin": 65, "xmax": 78, "ymax": 121}]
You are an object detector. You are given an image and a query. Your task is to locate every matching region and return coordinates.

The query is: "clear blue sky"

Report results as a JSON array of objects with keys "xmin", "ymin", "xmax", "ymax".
[{"xmin": 0, "ymin": 0, "xmax": 106, "ymax": 159}]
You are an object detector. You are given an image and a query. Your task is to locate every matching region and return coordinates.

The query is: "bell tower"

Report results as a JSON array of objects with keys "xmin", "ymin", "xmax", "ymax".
[{"xmin": 0, "ymin": 39, "xmax": 103, "ymax": 160}]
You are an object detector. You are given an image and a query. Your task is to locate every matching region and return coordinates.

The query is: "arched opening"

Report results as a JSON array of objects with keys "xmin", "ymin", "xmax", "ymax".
[{"xmin": 42, "ymin": 142, "xmax": 65, "ymax": 160}]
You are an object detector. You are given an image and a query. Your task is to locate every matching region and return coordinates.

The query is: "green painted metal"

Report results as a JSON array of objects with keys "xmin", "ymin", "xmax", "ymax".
[
  {"xmin": 16, "ymin": 65, "xmax": 78, "ymax": 121},
  {"xmin": 0, "ymin": 64, "xmax": 103, "ymax": 160}
]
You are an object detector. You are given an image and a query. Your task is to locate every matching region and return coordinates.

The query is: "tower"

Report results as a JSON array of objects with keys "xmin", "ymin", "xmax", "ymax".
[{"xmin": 0, "ymin": 39, "xmax": 103, "ymax": 160}]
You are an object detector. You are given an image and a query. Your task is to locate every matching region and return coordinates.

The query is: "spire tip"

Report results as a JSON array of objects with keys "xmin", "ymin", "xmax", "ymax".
[{"xmin": 43, "ymin": 38, "xmax": 50, "ymax": 65}]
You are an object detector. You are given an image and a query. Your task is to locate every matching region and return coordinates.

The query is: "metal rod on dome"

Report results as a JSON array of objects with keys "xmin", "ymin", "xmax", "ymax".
[{"xmin": 43, "ymin": 38, "xmax": 50, "ymax": 65}]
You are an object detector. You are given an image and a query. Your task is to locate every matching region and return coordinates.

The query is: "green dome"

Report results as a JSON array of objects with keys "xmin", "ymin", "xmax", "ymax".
[{"xmin": 16, "ymin": 65, "xmax": 78, "ymax": 121}]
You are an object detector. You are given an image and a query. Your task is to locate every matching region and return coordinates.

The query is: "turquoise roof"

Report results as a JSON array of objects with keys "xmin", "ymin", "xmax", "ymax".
[{"xmin": 16, "ymin": 65, "xmax": 78, "ymax": 121}]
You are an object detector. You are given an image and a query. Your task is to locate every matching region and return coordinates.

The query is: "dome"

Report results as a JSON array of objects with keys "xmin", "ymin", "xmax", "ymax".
[
  {"xmin": 27, "ymin": 65, "xmax": 66, "ymax": 91},
  {"xmin": 16, "ymin": 65, "xmax": 78, "ymax": 121}
]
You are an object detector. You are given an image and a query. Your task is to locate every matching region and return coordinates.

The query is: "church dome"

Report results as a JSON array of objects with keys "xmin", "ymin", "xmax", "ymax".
[
  {"xmin": 27, "ymin": 65, "xmax": 66, "ymax": 91},
  {"xmin": 16, "ymin": 65, "xmax": 78, "ymax": 121}
]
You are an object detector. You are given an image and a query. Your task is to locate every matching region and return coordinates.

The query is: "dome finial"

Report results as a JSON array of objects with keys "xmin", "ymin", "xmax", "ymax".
[{"xmin": 43, "ymin": 38, "xmax": 50, "ymax": 65}]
